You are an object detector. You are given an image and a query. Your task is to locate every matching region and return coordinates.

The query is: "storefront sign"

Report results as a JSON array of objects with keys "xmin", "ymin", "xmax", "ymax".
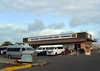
[{"xmin": 28, "ymin": 33, "xmax": 77, "ymax": 41}]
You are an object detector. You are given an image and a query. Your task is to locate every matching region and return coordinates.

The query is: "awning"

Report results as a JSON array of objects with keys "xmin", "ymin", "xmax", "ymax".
[{"xmin": 86, "ymin": 41, "xmax": 92, "ymax": 43}]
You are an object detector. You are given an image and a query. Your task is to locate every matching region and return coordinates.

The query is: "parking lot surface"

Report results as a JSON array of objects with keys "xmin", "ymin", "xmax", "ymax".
[
  {"xmin": 14, "ymin": 53, "xmax": 100, "ymax": 71},
  {"xmin": 0, "ymin": 63, "xmax": 19, "ymax": 70},
  {"xmin": 0, "ymin": 52, "xmax": 100, "ymax": 71}
]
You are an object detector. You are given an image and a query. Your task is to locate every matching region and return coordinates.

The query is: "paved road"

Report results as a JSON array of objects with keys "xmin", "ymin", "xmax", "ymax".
[{"xmin": 15, "ymin": 53, "xmax": 100, "ymax": 71}]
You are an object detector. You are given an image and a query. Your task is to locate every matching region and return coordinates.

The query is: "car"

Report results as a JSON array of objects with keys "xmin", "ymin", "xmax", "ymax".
[{"xmin": 0, "ymin": 49, "xmax": 7, "ymax": 55}]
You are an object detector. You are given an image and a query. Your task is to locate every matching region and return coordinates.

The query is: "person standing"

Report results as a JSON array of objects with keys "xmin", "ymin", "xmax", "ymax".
[{"xmin": 90, "ymin": 46, "xmax": 93, "ymax": 54}]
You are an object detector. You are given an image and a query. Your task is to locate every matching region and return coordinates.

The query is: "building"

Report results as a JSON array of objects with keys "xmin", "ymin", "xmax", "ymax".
[{"xmin": 23, "ymin": 32, "xmax": 97, "ymax": 50}]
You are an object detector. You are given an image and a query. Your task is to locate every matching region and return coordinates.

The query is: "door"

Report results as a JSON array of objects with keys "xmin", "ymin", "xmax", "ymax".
[{"xmin": 74, "ymin": 44, "xmax": 81, "ymax": 51}]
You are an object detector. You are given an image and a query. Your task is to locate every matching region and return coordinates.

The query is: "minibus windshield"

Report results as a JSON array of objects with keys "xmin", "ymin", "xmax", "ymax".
[
  {"xmin": 26, "ymin": 47, "xmax": 34, "ymax": 51},
  {"xmin": 36, "ymin": 48, "xmax": 42, "ymax": 50}
]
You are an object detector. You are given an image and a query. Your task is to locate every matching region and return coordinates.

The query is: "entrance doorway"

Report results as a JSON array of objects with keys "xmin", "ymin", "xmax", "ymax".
[{"xmin": 74, "ymin": 44, "xmax": 81, "ymax": 51}]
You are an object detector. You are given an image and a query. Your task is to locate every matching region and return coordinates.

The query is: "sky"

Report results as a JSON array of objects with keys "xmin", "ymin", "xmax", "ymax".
[{"xmin": 0, "ymin": 0, "xmax": 100, "ymax": 44}]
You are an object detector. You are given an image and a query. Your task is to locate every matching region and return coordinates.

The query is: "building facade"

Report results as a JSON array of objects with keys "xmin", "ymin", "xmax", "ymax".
[{"xmin": 23, "ymin": 32, "xmax": 96, "ymax": 50}]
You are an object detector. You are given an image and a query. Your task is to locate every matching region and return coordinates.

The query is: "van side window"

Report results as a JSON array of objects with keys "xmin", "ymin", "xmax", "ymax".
[
  {"xmin": 58, "ymin": 47, "xmax": 63, "ymax": 49},
  {"xmin": 7, "ymin": 48, "xmax": 20, "ymax": 51},
  {"xmin": 15, "ymin": 48, "xmax": 20, "ymax": 51},
  {"xmin": 22, "ymin": 48, "xmax": 26, "ymax": 51}
]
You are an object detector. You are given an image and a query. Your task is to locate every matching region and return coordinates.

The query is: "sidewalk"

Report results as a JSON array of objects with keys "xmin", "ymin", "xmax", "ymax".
[{"xmin": 0, "ymin": 56, "xmax": 48, "ymax": 71}]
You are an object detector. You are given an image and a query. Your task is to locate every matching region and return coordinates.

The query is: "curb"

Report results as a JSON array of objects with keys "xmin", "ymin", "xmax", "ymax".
[
  {"xmin": 0, "ymin": 61, "xmax": 19, "ymax": 65},
  {"xmin": 33, "ymin": 60, "xmax": 49, "ymax": 67},
  {"xmin": 0, "ymin": 59, "xmax": 48, "ymax": 71},
  {"xmin": 4, "ymin": 64, "xmax": 32, "ymax": 71}
]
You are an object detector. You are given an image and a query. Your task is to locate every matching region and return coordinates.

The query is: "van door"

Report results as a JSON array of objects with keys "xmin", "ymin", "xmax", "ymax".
[
  {"xmin": 58, "ymin": 47, "xmax": 64, "ymax": 54},
  {"xmin": 11, "ymin": 48, "xmax": 21, "ymax": 58},
  {"xmin": 14, "ymin": 48, "xmax": 23, "ymax": 58},
  {"xmin": 18, "ymin": 48, "xmax": 26, "ymax": 58},
  {"xmin": 54, "ymin": 47, "xmax": 58, "ymax": 54}
]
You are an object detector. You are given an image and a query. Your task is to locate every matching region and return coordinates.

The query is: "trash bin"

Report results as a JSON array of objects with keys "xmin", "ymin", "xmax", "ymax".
[{"xmin": 21, "ymin": 51, "xmax": 37, "ymax": 63}]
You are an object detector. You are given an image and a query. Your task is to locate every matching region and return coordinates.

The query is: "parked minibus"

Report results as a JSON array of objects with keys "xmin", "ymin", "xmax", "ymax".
[
  {"xmin": 36, "ymin": 45, "xmax": 50, "ymax": 55},
  {"xmin": 6, "ymin": 45, "xmax": 34, "ymax": 59},
  {"xmin": 46, "ymin": 45, "xmax": 65, "ymax": 55},
  {"xmin": 36, "ymin": 45, "xmax": 65, "ymax": 55}
]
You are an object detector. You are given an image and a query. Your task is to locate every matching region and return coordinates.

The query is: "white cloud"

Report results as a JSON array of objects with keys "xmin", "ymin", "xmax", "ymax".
[
  {"xmin": 0, "ymin": 23, "xmax": 99, "ymax": 44},
  {"xmin": 0, "ymin": 0, "xmax": 100, "ymax": 26},
  {"xmin": 48, "ymin": 23, "xmax": 65, "ymax": 29},
  {"xmin": 28, "ymin": 19, "xmax": 46, "ymax": 31},
  {"xmin": 40, "ymin": 29, "xmax": 63, "ymax": 35},
  {"xmin": 88, "ymin": 31, "xmax": 95, "ymax": 36},
  {"xmin": 87, "ymin": 31, "xmax": 100, "ymax": 44},
  {"xmin": 0, "ymin": 0, "xmax": 100, "ymax": 44},
  {"xmin": 0, "ymin": 24, "xmax": 28, "ymax": 44},
  {"xmin": 0, "ymin": 0, "xmax": 52, "ymax": 14},
  {"xmin": 0, "ymin": 23, "xmax": 65, "ymax": 44}
]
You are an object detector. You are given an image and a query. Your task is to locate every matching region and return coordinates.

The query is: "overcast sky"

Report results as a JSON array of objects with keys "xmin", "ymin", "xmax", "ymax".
[{"xmin": 0, "ymin": 0, "xmax": 100, "ymax": 44}]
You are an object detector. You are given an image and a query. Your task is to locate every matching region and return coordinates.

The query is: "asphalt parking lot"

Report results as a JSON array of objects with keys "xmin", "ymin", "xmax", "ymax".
[
  {"xmin": 0, "ymin": 52, "xmax": 100, "ymax": 71},
  {"xmin": 0, "ymin": 63, "xmax": 19, "ymax": 69},
  {"xmin": 16, "ymin": 52, "xmax": 100, "ymax": 71}
]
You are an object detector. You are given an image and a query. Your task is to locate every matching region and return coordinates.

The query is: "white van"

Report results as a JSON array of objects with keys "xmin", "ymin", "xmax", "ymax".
[
  {"xmin": 36, "ymin": 45, "xmax": 50, "ymax": 55},
  {"xmin": 46, "ymin": 45, "xmax": 65, "ymax": 55},
  {"xmin": 6, "ymin": 45, "xmax": 34, "ymax": 59}
]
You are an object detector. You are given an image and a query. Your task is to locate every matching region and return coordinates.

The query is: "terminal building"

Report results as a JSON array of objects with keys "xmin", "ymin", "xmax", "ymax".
[{"xmin": 23, "ymin": 32, "xmax": 97, "ymax": 50}]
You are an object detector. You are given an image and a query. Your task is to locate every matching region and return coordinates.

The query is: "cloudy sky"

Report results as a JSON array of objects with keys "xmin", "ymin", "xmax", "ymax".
[{"xmin": 0, "ymin": 0, "xmax": 100, "ymax": 44}]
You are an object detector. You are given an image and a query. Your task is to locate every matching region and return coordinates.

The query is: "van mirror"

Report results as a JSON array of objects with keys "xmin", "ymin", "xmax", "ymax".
[{"xmin": 43, "ymin": 48, "xmax": 45, "ymax": 50}]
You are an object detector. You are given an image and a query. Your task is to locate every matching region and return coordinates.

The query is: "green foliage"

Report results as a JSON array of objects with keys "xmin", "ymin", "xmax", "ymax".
[
  {"xmin": 2, "ymin": 41, "xmax": 14, "ymax": 46},
  {"xmin": 15, "ymin": 42, "xmax": 23, "ymax": 45}
]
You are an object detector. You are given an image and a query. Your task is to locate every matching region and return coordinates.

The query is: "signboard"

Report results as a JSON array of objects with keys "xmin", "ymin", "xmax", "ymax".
[{"xmin": 28, "ymin": 33, "xmax": 77, "ymax": 42}]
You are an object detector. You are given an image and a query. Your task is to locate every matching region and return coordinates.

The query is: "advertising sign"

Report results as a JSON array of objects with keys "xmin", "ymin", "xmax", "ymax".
[{"xmin": 28, "ymin": 33, "xmax": 77, "ymax": 42}]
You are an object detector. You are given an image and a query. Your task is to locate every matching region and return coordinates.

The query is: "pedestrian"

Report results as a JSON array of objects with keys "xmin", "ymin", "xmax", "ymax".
[
  {"xmin": 90, "ymin": 46, "xmax": 93, "ymax": 54},
  {"xmin": 62, "ymin": 48, "xmax": 68, "ymax": 56},
  {"xmin": 74, "ymin": 50, "xmax": 77, "ymax": 55},
  {"xmin": 70, "ymin": 49, "xmax": 73, "ymax": 55},
  {"xmin": 77, "ymin": 48, "xmax": 81, "ymax": 55}
]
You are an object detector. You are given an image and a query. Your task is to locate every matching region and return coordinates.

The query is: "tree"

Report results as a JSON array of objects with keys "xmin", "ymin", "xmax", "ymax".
[
  {"xmin": 15, "ymin": 42, "xmax": 23, "ymax": 45},
  {"xmin": 2, "ymin": 41, "xmax": 14, "ymax": 46}
]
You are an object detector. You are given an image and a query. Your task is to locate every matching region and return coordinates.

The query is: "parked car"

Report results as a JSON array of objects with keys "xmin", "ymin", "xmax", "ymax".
[
  {"xmin": 0, "ymin": 50, "xmax": 2, "ymax": 55},
  {"xmin": 6, "ymin": 45, "xmax": 34, "ymax": 59},
  {"xmin": 0, "ymin": 49, "xmax": 7, "ymax": 56},
  {"xmin": 1, "ymin": 49, "xmax": 7, "ymax": 55}
]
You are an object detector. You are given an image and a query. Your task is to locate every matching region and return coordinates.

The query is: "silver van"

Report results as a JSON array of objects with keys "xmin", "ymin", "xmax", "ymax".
[{"xmin": 6, "ymin": 45, "xmax": 34, "ymax": 59}]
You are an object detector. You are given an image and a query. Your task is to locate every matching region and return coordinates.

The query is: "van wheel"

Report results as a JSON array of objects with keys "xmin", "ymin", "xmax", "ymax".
[{"xmin": 8, "ymin": 55, "xmax": 12, "ymax": 59}]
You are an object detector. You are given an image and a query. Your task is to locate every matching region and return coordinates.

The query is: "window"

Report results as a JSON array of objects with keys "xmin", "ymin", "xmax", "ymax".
[
  {"xmin": 26, "ymin": 48, "xmax": 34, "ymax": 51},
  {"xmin": 58, "ymin": 47, "xmax": 63, "ymax": 49},
  {"xmin": 55, "ymin": 47, "xmax": 58, "ymax": 49},
  {"xmin": 36, "ymin": 48, "xmax": 42, "ymax": 50},
  {"xmin": 22, "ymin": 48, "xmax": 26, "ymax": 51},
  {"xmin": 47, "ymin": 47, "xmax": 54, "ymax": 50},
  {"xmin": 7, "ymin": 48, "xmax": 20, "ymax": 51}
]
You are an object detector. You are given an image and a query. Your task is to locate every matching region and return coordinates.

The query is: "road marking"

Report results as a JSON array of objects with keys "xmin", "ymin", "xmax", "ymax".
[{"xmin": 4, "ymin": 64, "xmax": 32, "ymax": 71}]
